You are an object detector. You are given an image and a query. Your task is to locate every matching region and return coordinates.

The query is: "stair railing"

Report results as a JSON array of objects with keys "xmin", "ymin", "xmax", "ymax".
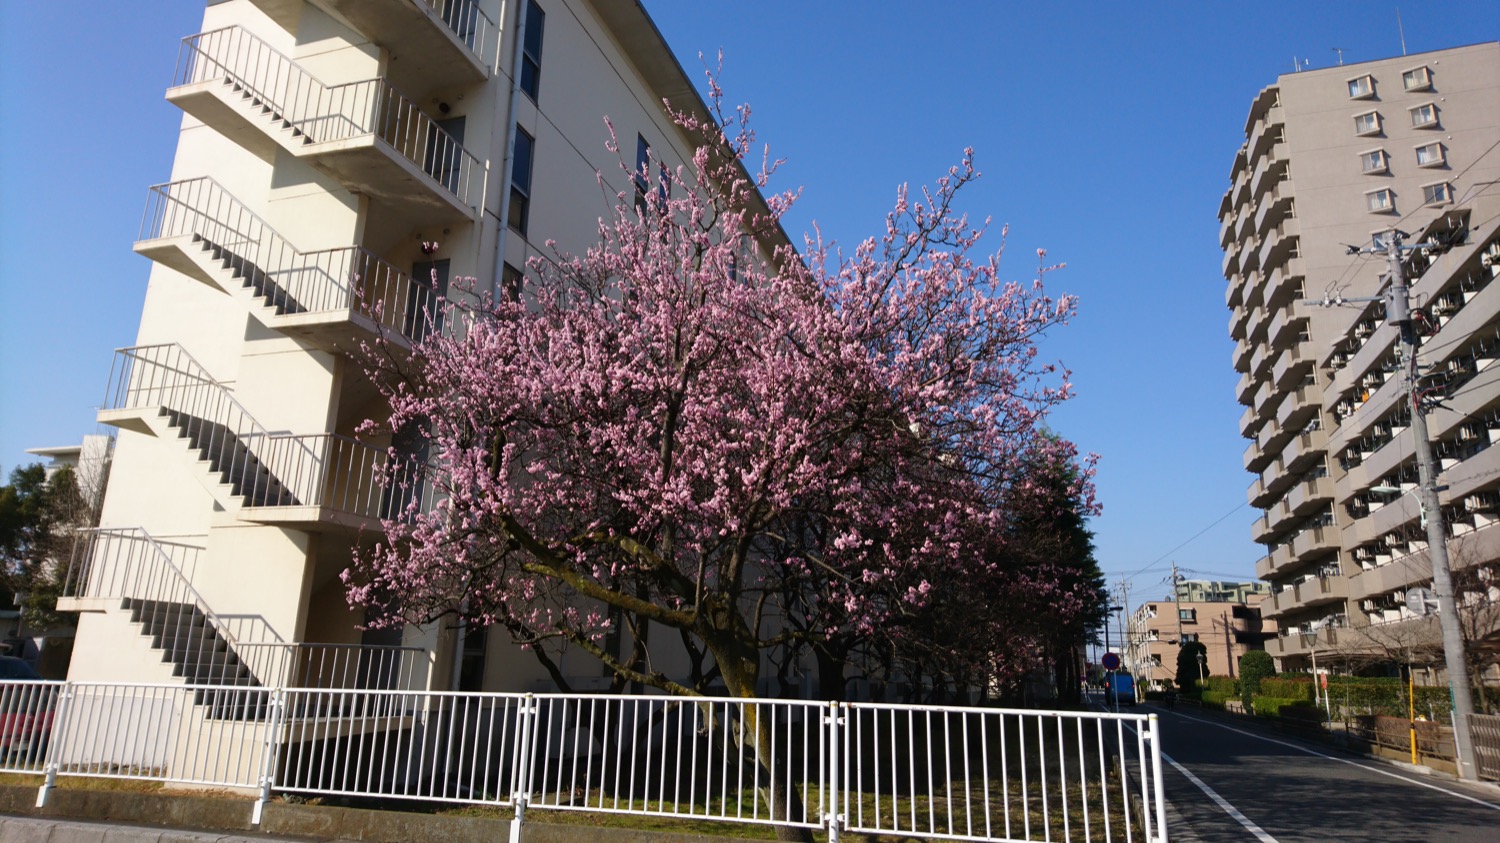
[
  {"xmin": 62, "ymin": 528, "xmax": 248, "ymax": 682},
  {"xmin": 102, "ymin": 344, "xmax": 318, "ymax": 508},
  {"xmin": 173, "ymin": 26, "xmax": 480, "ymax": 207},
  {"xmin": 139, "ymin": 178, "xmax": 436, "ymax": 343}
]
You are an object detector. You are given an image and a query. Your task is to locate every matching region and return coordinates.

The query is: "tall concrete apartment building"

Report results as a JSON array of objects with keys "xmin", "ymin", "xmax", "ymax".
[
  {"xmin": 1220, "ymin": 43, "xmax": 1500, "ymax": 673},
  {"xmin": 62, "ymin": 0, "xmax": 791, "ymax": 696}
]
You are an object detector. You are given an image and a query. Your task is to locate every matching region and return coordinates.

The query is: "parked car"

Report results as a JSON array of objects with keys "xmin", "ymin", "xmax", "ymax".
[{"xmin": 0, "ymin": 656, "xmax": 55, "ymax": 762}]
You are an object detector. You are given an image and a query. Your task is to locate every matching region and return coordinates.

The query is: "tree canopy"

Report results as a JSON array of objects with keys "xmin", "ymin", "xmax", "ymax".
[{"xmin": 346, "ymin": 82, "xmax": 1097, "ymax": 704}]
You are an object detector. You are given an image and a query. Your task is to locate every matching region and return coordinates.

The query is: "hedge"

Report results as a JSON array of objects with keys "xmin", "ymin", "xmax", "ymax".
[
  {"xmin": 1200, "ymin": 690, "xmax": 1235, "ymax": 710},
  {"xmin": 1259, "ymin": 676, "xmax": 1314, "ymax": 702},
  {"xmin": 1202, "ymin": 676, "xmax": 1239, "ymax": 696},
  {"xmin": 1253, "ymin": 696, "xmax": 1316, "ymax": 718}
]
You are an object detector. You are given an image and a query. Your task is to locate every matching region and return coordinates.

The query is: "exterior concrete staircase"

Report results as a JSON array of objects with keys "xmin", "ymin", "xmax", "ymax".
[{"xmin": 161, "ymin": 407, "xmax": 300, "ymax": 509}]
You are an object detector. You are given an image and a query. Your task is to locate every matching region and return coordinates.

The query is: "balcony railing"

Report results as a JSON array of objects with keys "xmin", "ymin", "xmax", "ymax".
[
  {"xmin": 174, "ymin": 26, "xmax": 481, "ymax": 208},
  {"xmin": 139, "ymin": 178, "xmax": 439, "ymax": 347}
]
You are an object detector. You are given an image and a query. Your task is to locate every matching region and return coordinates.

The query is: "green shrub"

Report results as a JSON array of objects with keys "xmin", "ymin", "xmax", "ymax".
[
  {"xmin": 1202, "ymin": 675, "xmax": 1240, "ymax": 696},
  {"xmin": 1239, "ymin": 650, "xmax": 1276, "ymax": 708},
  {"xmin": 1200, "ymin": 691, "xmax": 1234, "ymax": 710},
  {"xmin": 1252, "ymin": 696, "xmax": 1311, "ymax": 718},
  {"xmin": 1260, "ymin": 676, "xmax": 1314, "ymax": 702}
]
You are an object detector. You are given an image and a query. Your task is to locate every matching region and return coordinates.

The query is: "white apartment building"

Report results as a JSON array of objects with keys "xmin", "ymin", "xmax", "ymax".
[
  {"xmin": 1220, "ymin": 43, "xmax": 1500, "ymax": 674},
  {"xmin": 61, "ymin": 0, "xmax": 795, "ymax": 698}
]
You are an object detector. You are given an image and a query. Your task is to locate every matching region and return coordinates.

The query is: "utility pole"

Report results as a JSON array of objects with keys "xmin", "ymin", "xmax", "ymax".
[
  {"xmin": 1118, "ymin": 577, "xmax": 1133, "ymax": 680},
  {"xmin": 1221, "ymin": 611, "xmax": 1236, "ymax": 678},
  {"xmin": 1172, "ymin": 562, "xmax": 1186, "ymax": 687},
  {"xmin": 1383, "ymin": 229, "xmax": 1478, "ymax": 779}
]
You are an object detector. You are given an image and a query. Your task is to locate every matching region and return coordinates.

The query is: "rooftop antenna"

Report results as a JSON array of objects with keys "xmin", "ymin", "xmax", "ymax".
[
  {"xmin": 1333, "ymin": 47, "xmax": 1346, "ymax": 66},
  {"xmin": 1397, "ymin": 7, "xmax": 1408, "ymax": 56}
]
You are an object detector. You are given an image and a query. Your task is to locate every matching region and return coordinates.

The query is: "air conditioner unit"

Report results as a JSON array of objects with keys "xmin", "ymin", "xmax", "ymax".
[
  {"xmin": 1459, "ymin": 425, "xmax": 1480, "ymax": 442},
  {"xmin": 1331, "ymin": 352, "xmax": 1349, "ymax": 367},
  {"xmin": 1355, "ymin": 323, "xmax": 1374, "ymax": 339}
]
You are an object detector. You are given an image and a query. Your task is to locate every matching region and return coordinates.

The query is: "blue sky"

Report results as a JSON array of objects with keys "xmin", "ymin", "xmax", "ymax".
[{"xmin": 1, "ymin": 2, "xmax": 1496, "ymax": 602}]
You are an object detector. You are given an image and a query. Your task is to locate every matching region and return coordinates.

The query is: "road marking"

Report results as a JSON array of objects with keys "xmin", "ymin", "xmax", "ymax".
[
  {"xmin": 1164, "ymin": 708, "xmax": 1500, "ymax": 812},
  {"xmin": 1161, "ymin": 750, "xmax": 1280, "ymax": 842}
]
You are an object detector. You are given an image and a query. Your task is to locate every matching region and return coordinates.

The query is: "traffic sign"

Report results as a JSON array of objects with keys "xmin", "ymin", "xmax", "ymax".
[{"xmin": 1101, "ymin": 652, "xmax": 1121, "ymax": 671}]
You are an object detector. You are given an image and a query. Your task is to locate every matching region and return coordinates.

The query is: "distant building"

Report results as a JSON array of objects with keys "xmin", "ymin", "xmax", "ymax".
[
  {"xmin": 1218, "ymin": 43, "xmax": 1500, "ymax": 675},
  {"xmin": 1126, "ymin": 582, "xmax": 1275, "ymax": 691}
]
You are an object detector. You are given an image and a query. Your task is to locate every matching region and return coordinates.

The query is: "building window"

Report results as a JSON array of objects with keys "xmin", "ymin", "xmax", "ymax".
[
  {"xmin": 509, "ymin": 126, "xmax": 535, "ymax": 235},
  {"xmin": 1410, "ymin": 103, "xmax": 1438, "ymax": 128},
  {"xmin": 1180, "ymin": 633, "xmax": 1200, "ymax": 643},
  {"xmin": 1402, "ymin": 65, "xmax": 1432, "ymax": 91},
  {"xmin": 501, "ymin": 263, "xmax": 524, "ymax": 302},
  {"xmin": 1150, "ymin": 654, "xmax": 1162, "ymax": 667},
  {"xmin": 1179, "ymin": 608, "xmax": 1197, "ymax": 623},
  {"xmin": 1347, "ymin": 75, "xmax": 1375, "ymax": 99},
  {"xmin": 634, "ymin": 134, "xmax": 651, "ymax": 213},
  {"xmin": 1354, "ymin": 111, "xmax": 1381, "ymax": 136},
  {"xmin": 1414, "ymin": 142, "xmax": 1446, "ymax": 168},
  {"xmin": 1359, "ymin": 149, "xmax": 1388, "ymax": 174},
  {"xmin": 1366, "ymin": 188, "xmax": 1395, "ymax": 213},
  {"xmin": 1422, "ymin": 182, "xmax": 1453, "ymax": 206},
  {"xmin": 519, "ymin": 0, "xmax": 545, "ymax": 102}
]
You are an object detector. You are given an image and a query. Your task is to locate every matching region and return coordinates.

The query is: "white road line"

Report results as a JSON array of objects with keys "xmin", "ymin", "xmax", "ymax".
[
  {"xmin": 1161, "ymin": 750, "xmax": 1280, "ymax": 843},
  {"xmin": 1165, "ymin": 708, "xmax": 1500, "ymax": 812}
]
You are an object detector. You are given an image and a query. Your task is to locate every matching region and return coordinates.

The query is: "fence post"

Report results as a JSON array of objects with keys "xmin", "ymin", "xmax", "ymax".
[
  {"xmin": 509, "ymin": 693, "xmax": 536, "ymax": 843},
  {"xmin": 35, "ymin": 683, "xmax": 73, "ymax": 808},
  {"xmin": 1146, "ymin": 713, "xmax": 1169, "ymax": 843},
  {"xmin": 825, "ymin": 701, "xmax": 842, "ymax": 842},
  {"xmin": 252, "ymin": 688, "xmax": 287, "ymax": 826}
]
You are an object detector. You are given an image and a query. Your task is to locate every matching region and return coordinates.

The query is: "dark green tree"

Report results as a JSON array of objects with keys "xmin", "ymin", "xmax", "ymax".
[
  {"xmin": 1176, "ymin": 641, "xmax": 1208, "ymax": 692},
  {"xmin": 1239, "ymin": 649, "xmax": 1275, "ymax": 708},
  {"xmin": 0, "ymin": 464, "xmax": 88, "ymax": 630}
]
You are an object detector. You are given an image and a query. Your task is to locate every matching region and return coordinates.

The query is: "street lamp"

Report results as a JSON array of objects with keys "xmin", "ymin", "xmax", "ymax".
[{"xmin": 1198, "ymin": 650, "xmax": 1208, "ymax": 684}]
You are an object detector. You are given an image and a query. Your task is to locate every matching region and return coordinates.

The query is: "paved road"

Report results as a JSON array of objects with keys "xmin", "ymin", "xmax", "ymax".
[{"xmin": 1145, "ymin": 703, "xmax": 1500, "ymax": 842}]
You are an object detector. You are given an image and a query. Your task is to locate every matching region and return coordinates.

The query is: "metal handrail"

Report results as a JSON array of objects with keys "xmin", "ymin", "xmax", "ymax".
[
  {"xmin": 139, "ymin": 178, "xmax": 438, "ymax": 341},
  {"xmin": 244, "ymin": 432, "xmax": 432, "ymax": 520},
  {"xmin": 419, "ymin": 0, "xmax": 496, "ymax": 64},
  {"xmin": 63, "ymin": 527, "xmax": 227, "ymax": 641},
  {"xmin": 173, "ymin": 26, "xmax": 480, "ymax": 207}
]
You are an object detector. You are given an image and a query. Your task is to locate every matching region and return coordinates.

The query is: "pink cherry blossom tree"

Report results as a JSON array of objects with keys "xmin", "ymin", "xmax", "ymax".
[{"xmin": 347, "ymin": 77, "xmax": 1094, "ymax": 709}]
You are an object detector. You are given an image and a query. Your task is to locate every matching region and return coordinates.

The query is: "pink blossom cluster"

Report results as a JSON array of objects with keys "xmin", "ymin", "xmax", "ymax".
[{"xmin": 346, "ymin": 74, "xmax": 1099, "ymax": 695}]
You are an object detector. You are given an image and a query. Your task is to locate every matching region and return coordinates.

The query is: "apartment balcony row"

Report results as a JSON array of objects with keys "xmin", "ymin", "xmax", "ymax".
[
  {"xmin": 1246, "ymin": 104, "xmax": 1284, "ymax": 163},
  {"xmin": 1259, "ymin": 524, "xmax": 1339, "ymax": 580},
  {"xmin": 1257, "ymin": 220, "xmax": 1299, "ymax": 274},
  {"xmin": 169, "ymin": 26, "xmax": 483, "ymax": 229},
  {"xmin": 1349, "ymin": 520, "xmax": 1500, "ymax": 605},
  {"xmin": 1282, "ymin": 425, "xmax": 1328, "ymax": 473},
  {"xmin": 1222, "ymin": 243, "xmax": 1242, "ymax": 282},
  {"xmin": 1225, "ymin": 271, "xmax": 1245, "ymax": 310},
  {"xmin": 1262, "ymin": 257, "xmax": 1304, "ymax": 311},
  {"xmin": 246, "ymin": 0, "xmax": 496, "ymax": 91},
  {"xmin": 95, "ymin": 344, "xmax": 436, "ymax": 534},
  {"xmin": 134, "ymin": 177, "xmax": 439, "ymax": 355},
  {"xmin": 1266, "ymin": 575, "xmax": 1348, "ymax": 618},
  {"xmin": 1239, "ymin": 232, "xmax": 1262, "ymax": 278},
  {"xmin": 1271, "ymin": 341, "xmax": 1309, "ymax": 391},
  {"xmin": 1249, "ymin": 143, "xmax": 1289, "ymax": 203},
  {"xmin": 1276, "ymin": 383, "xmax": 1318, "ymax": 432},
  {"xmin": 1268, "ymin": 625, "xmax": 1343, "ymax": 660},
  {"xmin": 1229, "ymin": 303, "xmax": 1251, "ymax": 343},
  {"xmin": 1253, "ymin": 178, "xmax": 1294, "ymax": 239},
  {"xmin": 1266, "ymin": 304, "xmax": 1305, "ymax": 355}
]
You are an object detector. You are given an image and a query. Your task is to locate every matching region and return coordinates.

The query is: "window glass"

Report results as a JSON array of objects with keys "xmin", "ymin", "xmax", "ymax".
[
  {"xmin": 520, "ymin": 0, "xmax": 545, "ymax": 102},
  {"xmin": 510, "ymin": 127, "xmax": 535, "ymax": 234}
]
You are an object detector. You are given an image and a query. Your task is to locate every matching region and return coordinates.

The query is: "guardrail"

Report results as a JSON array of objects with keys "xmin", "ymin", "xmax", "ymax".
[{"xmin": 14, "ymin": 681, "xmax": 1168, "ymax": 842}]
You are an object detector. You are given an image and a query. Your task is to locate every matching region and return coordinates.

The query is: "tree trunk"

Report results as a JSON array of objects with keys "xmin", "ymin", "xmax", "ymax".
[{"xmin": 716, "ymin": 640, "xmax": 814, "ymax": 843}]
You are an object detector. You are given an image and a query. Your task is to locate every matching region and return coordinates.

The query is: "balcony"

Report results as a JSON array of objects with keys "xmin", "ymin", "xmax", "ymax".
[
  {"xmin": 1271, "ymin": 344, "xmax": 1308, "ymax": 390},
  {"xmin": 1249, "ymin": 475, "xmax": 1276, "ymax": 508},
  {"xmin": 1258, "ymin": 220, "xmax": 1301, "ymax": 272},
  {"xmin": 1269, "ymin": 626, "xmax": 1342, "ymax": 659},
  {"xmin": 1239, "ymin": 236, "xmax": 1262, "ymax": 277},
  {"xmin": 1219, "ymin": 211, "xmax": 1237, "ymax": 250},
  {"xmin": 1248, "ymin": 105, "xmax": 1284, "ymax": 161},
  {"xmin": 1254, "ymin": 179, "xmax": 1295, "ymax": 237},
  {"xmin": 1250, "ymin": 144, "xmax": 1288, "ymax": 200},
  {"xmin": 1241, "ymin": 404, "xmax": 1266, "ymax": 441},
  {"xmin": 1234, "ymin": 337, "xmax": 1253, "ymax": 374},
  {"xmin": 1251, "ymin": 511, "xmax": 1275, "ymax": 544},
  {"xmin": 1256, "ymin": 553, "xmax": 1276, "ymax": 580},
  {"xmin": 1283, "ymin": 426, "xmax": 1328, "ymax": 472},
  {"xmin": 1262, "ymin": 256, "xmax": 1304, "ymax": 309},
  {"xmin": 1222, "ymin": 245, "xmax": 1241, "ymax": 281},
  {"xmin": 1276, "ymin": 384, "xmax": 1318, "ymax": 432},
  {"xmin": 1250, "ymin": 342, "xmax": 1273, "ymax": 380},
  {"xmin": 1226, "ymin": 274, "xmax": 1245, "ymax": 309},
  {"xmin": 1246, "ymin": 305, "xmax": 1268, "ymax": 341},
  {"xmin": 1266, "ymin": 306, "xmax": 1303, "ymax": 352},
  {"xmin": 1266, "ymin": 497, "xmax": 1295, "ymax": 533},
  {"xmin": 1230, "ymin": 305, "xmax": 1251, "ymax": 342},
  {"xmin": 133, "ymin": 178, "xmax": 437, "ymax": 354},
  {"xmin": 168, "ymin": 27, "xmax": 482, "ymax": 226},
  {"xmin": 1292, "ymin": 523, "xmax": 1338, "ymax": 560},
  {"xmin": 1236, "ymin": 370, "xmax": 1256, "ymax": 405},
  {"xmin": 1254, "ymin": 379, "xmax": 1278, "ymax": 416},
  {"xmin": 1260, "ymin": 418, "xmax": 1293, "ymax": 457}
]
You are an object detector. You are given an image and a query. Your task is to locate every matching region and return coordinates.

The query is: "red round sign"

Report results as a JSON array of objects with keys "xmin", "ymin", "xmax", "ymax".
[{"xmin": 1101, "ymin": 652, "xmax": 1121, "ymax": 671}]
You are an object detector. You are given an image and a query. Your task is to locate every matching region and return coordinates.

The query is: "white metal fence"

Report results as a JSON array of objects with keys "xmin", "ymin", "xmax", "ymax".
[{"xmin": 5, "ymin": 679, "xmax": 1167, "ymax": 843}]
